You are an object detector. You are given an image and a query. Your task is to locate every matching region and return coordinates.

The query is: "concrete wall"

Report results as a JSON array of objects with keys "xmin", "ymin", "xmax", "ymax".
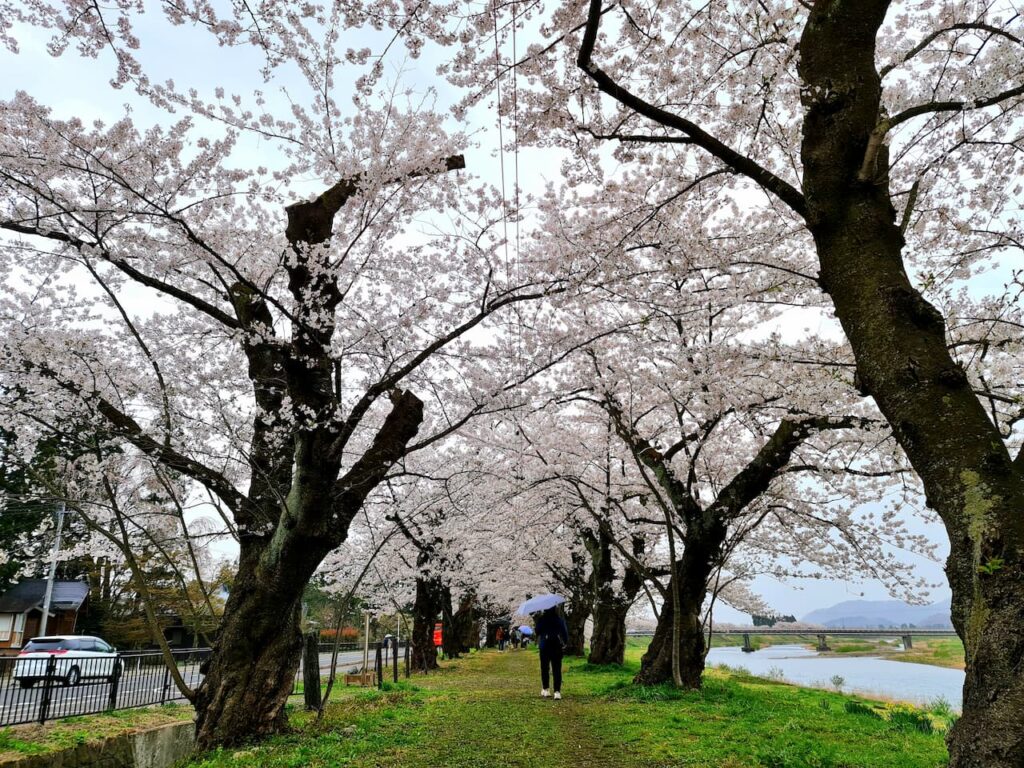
[{"xmin": 0, "ymin": 721, "xmax": 194, "ymax": 768}]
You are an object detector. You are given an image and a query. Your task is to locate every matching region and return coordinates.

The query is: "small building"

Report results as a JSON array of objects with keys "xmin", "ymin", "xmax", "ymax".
[{"xmin": 0, "ymin": 580, "xmax": 90, "ymax": 655}]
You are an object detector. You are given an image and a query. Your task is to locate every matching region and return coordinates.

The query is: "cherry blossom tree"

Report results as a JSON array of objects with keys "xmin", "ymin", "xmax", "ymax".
[
  {"xmin": 509, "ymin": 166, "xmax": 934, "ymax": 687},
  {"xmin": 0, "ymin": 3, "xmax": 564, "ymax": 747},
  {"xmin": 423, "ymin": 1, "xmax": 1024, "ymax": 761}
]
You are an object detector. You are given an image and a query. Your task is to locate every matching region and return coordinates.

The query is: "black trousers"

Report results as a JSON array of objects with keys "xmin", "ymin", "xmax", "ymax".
[{"xmin": 539, "ymin": 641, "xmax": 563, "ymax": 692}]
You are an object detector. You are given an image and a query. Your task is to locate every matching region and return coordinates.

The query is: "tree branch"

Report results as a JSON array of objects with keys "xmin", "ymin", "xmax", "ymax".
[{"xmin": 575, "ymin": 0, "xmax": 807, "ymax": 219}]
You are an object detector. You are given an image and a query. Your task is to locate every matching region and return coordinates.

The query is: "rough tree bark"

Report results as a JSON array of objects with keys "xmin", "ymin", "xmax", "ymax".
[
  {"xmin": 411, "ymin": 575, "xmax": 443, "ymax": 672},
  {"xmin": 444, "ymin": 591, "xmax": 477, "ymax": 655},
  {"xmin": 632, "ymin": 521, "xmax": 726, "ymax": 686},
  {"xmin": 440, "ymin": 587, "xmax": 464, "ymax": 659},
  {"xmin": 588, "ymin": 531, "xmax": 644, "ymax": 666},
  {"xmin": 579, "ymin": 0, "xmax": 1024, "ymax": 757},
  {"xmin": 454, "ymin": 592, "xmax": 479, "ymax": 652},
  {"xmin": 189, "ymin": 159, "xmax": 463, "ymax": 748},
  {"xmin": 550, "ymin": 549, "xmax": 594, "ymax": 657},
  {"xmin": 193, "ymin": 389, "xmax": 424, "ymax": 747},
  {"xmin": 797, "ymin": 7, "xmax": 1024, "ymax": 764}
]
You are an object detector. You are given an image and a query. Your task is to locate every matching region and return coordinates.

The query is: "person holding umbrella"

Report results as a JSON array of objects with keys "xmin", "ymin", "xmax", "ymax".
[
  {"xmin": 517, "ymin": 594, "xmax": 569, "ymax": 699},
  {"xmin": 519, "ymin": 625, "xmax": 533, "ymax": 649},
  {"xmin": 535, "ymin": 606, "xmax": 569, "ymax": 698}
]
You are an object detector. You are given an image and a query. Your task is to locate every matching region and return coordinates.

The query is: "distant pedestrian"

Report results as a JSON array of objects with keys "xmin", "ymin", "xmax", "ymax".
[
  {"xmin": 496, "ymin": 625, "xmax": 506, "ymax": 651},
  {"xmin": 535, "ymin": 606, "xmax": 568, "ymax": 699}
]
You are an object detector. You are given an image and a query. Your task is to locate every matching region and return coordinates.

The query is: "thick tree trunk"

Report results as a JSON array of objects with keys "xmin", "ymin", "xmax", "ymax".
[
  {"xmin": 454, "ymin": 593, "xmax": 478, "ymax": 652},
  {"xmin": 193, "ymin": 564, "xmax": 304, "ymax": 748},
  {"xmin": 453, "ymin": 596, "xmax": 476, "ymax": 653},
  {"xmin": 441, "ymin": 588, "xmax": 464, "ymax": 659},
  {"xmin": 564, "ymin": 599, "xmax": 590, "ymax": 657},
  {"xmin": 633, "ymin": 567, "xmax": 706, "ymax": 687},
  {"xmin": 635, "ymin": 524, "xmax": 723, "ymax": 687},
  {"xmin": 557, "ymin": 548, "xmax": 594, "ymax": 657},
  {"xmin": 411, "ymin": 576, "xmax": 442, "ymax": 672},
  {"xmin": 588, "ymin": 602, "xmax": 628, "ymax": 665},
  {"xmin": 799, "ymin": 6, "xmax": 1024, "ymax": 766},
  {"xmin": 587, "ymin": 531, "xmax": 643, "ymax": 666}
]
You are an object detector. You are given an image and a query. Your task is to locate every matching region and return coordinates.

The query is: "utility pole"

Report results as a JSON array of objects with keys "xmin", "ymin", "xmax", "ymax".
[{"xmin": 39, "ymin": 502, "xmax": 65, "ymax": 636}]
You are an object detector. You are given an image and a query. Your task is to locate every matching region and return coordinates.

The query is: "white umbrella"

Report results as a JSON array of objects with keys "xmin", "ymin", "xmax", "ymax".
[{"xmin": 516, "ymin": 593, "xmax": 565, "ymax": 616}]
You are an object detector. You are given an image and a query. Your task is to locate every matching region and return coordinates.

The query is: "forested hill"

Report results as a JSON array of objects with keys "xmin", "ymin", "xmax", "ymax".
[{"xmin": 802, "ymin": 599, "xmax": 953, "ymax": 629}]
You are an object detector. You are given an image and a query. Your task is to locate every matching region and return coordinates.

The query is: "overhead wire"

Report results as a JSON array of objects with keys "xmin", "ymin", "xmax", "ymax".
[{"xmin": 491, "ymin": 0, "xmax": 529, "ymax": 511}]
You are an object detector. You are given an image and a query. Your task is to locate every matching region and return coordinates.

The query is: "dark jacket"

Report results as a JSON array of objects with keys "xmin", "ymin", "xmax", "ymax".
[{"xmin": 535, "ymin": 610, "xmax": 568, "ymax": 651}]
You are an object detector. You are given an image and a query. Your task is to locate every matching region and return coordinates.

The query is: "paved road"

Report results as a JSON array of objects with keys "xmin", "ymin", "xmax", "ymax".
[{"xmin": 0, "ymin": 649, "xmax": 379, "ymax": 726}]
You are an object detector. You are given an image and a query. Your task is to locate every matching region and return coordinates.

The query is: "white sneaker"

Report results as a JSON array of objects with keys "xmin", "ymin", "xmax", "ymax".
[
  {"xmin": 541, "ymin": 689, "xmax": 550, "ymax": 698},
  {"xmin": 553, "ymin": 691, "xmax": 562, "ymax": 700}
]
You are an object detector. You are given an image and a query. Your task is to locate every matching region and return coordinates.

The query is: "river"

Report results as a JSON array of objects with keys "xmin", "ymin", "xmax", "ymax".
[{"xmin": 705, "ymin": 644, "xmax": 965, "ymax": 710}]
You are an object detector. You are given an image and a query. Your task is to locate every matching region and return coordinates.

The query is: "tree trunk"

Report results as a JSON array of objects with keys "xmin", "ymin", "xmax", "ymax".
[
  {"xmin": 564, "ymin": 599, "xmax": 590, "ymax": 657},
  {"xmin": 798, "ymin": 5, "xmax": 1024, "ymax": 766},
  {"xmin": 441, "ymin": 587, "xmax": 463, "ymax": 659},
  {"xmin": 193, "ymin": 563, "xmax": 304, "ymax": 748},
  {"xmin": 411, "ymin": 576, "xmax": 442, "ymax": 672},
  {"xmin": 588, "ymin": 602, "xmax": 628, "ymax": 665},
  {"xmin": 454, "ymin": 592, "xmax": 478, "ymax": 652},
  {"xmin": 635, "ymin": 524, "xmax": 723, "ymax": 687},
  {"xmin": 587, "ymin": 530, "xmax": 643, "ymax": 666},
  {"xmin": 633, "ymin": 567, "xmax": 705, "ymax": 687}
]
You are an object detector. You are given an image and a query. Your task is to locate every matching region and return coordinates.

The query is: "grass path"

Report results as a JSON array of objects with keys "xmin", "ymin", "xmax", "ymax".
[
  {"xmin": 189, "ymin": 648, "xmax": 951, "ymax": 768},
  {"xmin": 363, "ymin": 649, "xmax": 621, "ymax": 768}
]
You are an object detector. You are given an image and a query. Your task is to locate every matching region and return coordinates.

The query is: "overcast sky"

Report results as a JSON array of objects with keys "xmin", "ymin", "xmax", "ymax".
[{"xmin": 0, "ymin": 11, "xmax": 958, "ymax": 619}]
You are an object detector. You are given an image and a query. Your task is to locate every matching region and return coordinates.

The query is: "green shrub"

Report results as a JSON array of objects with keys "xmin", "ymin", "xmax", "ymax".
[
  {"xmin": 888, "ymin": 707, "xmax": 934, "ymax": 734},
  {"xmin": 844, "ymin": 700, "xmax": 882, "ymax": 719}
]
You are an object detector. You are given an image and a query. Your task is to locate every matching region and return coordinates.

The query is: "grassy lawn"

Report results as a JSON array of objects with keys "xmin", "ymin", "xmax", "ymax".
[
  {"xmin": 711, "ymin": 634, "xmax": 965, "ymax": 670},
  {"xmin": 0, "ymin": 703, "xmax": 192, "ymax": 761},
  {"xmin": 186, "ymin": 644, "xmax": 951, "ymax": 768}
]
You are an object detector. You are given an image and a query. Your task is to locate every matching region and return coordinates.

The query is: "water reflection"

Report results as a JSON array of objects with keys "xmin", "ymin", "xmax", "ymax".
[{"xmin": 706, "ymin": 644, "xmax": 964, "ymax": 710}]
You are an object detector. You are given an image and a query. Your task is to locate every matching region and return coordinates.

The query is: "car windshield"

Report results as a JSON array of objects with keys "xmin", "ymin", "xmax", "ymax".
[{"xmin": 23, "ymin": 637, "xmax": 72, "ymax": 652}]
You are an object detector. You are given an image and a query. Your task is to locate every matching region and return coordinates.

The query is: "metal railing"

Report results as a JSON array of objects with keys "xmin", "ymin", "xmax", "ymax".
[
  {"xmin": 0, "ymin": 649, "xmax": 208, "ymax": 727},
  {"xmin": 0, "ymin": 640, "xmax": 412, "ymax": 727}
]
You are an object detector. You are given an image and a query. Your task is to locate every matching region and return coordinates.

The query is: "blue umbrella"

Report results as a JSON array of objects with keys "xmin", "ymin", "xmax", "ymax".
[
  {"xmin": 518, "ymin": 625, "xmax": 534, "ymax": 636},
  {"xmin": 516, "ymin": 593, "xmax": 565, "ymax": 615}
]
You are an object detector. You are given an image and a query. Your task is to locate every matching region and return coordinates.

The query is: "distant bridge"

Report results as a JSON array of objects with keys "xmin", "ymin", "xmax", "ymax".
[{"xmin": 627, "ymin": 628, "xmax": 959, "ymax": 652}]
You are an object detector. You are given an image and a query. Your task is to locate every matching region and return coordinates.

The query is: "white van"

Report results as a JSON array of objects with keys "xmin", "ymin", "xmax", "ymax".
[{"xmin": 13, "ymin": 636, "xmax": 120, "ymax": 688}]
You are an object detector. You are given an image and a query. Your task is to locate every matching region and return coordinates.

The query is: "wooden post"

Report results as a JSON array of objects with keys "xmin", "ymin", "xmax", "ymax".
[
  {"xmin": 303, "ymin": 632, "xmax": 322, "ymax": 711},
  {"xmin": 375, "ymin": 643, "xmax": 383, "ymax": 689}
]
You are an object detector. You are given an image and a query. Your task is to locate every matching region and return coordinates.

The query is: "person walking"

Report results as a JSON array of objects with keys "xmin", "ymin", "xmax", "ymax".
[
  {"xmin": 496, "ymin": 625, "xmax": 506, "ymax": 651},
  {"xmin": 535, "ymin": 606, "xmax": 568, "ymax": 699}
]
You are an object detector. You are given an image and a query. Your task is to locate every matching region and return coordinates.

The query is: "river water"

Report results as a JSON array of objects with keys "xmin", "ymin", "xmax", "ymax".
[{"xmin": 705, "ymin": 644, "xmax": 965, "ymax": 710}]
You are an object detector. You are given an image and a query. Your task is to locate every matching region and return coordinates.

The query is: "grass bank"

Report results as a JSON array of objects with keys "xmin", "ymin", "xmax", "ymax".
[
  {"xmin": 186, "ymin": 645, "xmax": 951, "ymax": 768},
  {"xmin": 0, "ymin": 703, "xmax": 192, "ymax": 762}
]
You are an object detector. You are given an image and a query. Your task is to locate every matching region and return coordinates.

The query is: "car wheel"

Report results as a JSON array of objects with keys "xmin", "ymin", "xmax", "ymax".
[
  {"xmin": 65, "ymin": 666, "xmax": 81, "ymax": 687},
  {"xmin": 18, "ymin": 679, "xmax": 36, "ymax": 689}
]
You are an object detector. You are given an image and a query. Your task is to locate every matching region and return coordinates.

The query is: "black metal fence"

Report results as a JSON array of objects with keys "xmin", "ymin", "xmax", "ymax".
[
  {"xmin": 1, "ymin": 640, "xmax": 411, "ymax": 727},
  {"xmin": 0, "ymin": 649, "xmax": 208, "ymax": 727}
]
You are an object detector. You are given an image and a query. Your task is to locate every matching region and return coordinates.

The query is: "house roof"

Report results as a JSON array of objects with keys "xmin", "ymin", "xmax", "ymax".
[{"xmin": 0, "ymin": 580, "xmax": 89, "ymax": 614}]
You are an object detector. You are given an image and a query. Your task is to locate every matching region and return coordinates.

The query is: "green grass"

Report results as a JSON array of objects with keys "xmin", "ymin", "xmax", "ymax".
[
  {"xmin": 0, "ymin": 703, "xmax": 192, "ymax": 759},
  {"xmin": 185, "ymin": 644, "xmax": 951, "ymax": 768}
]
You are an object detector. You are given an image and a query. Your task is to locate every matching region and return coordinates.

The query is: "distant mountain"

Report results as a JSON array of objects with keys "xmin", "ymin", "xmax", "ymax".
[{"xmin": 801, "ymin": 598, "xmax": 952, "ymax": 629}]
